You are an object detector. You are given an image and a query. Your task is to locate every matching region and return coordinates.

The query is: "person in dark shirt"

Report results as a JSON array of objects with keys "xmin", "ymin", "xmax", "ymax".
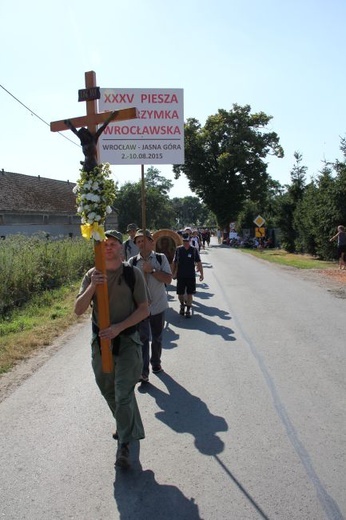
[{"xmin": 172, "ymin": 234, "xmax": 204, "ymax": 318}]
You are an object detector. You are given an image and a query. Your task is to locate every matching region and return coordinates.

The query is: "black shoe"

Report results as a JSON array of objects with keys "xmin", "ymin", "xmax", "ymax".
[
  {"xmin": 185, "ymin": 307, "xmax": 191, "ymax": 318},
  {"xmin": 179, "ymin": 304, "xmax": 185, "ymax": 316},
  {"xmin": 112, "ymin": 431, "xmax": 118, "ymax": 440},
  {"xmin": 116, "ymin": 443, "xmax": 130, "ymax": 469},
  {"xmin": 152, "ymin": 365, "xmax": 163, "ymax": 373},
  {"xmin": 139, "ymin": 374, "xmax": 149, "ymax": 383}
]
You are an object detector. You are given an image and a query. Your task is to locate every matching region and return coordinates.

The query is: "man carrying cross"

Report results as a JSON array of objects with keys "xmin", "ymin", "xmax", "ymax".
[
  {"xmin": 51, "ymin": 71, "xmax": 146, "ymax": 469},
  {"xmin": 74, "ymin": 229, "xmax": 149, "ymax": 469}
]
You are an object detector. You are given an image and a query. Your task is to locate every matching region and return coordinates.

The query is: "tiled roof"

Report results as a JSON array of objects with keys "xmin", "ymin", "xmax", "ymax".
[{"xmin": 0, "ymin": 170, "xmax": 77, "ymax": 213}]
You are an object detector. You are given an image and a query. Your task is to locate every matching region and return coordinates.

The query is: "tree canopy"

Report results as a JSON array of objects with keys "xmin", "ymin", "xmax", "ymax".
[
  {"xmin": 173, "ymin": 104, "xmax": 284, "ymax": 228},
  {"xmin": 114, "ymin": 167, "xmax": 215, "ymax": 232}
]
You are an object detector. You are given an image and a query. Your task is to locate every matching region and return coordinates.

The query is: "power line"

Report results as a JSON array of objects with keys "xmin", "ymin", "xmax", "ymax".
[{"xmin": 0, "ymin": 83, "xmax": 80, "ymax": 148}]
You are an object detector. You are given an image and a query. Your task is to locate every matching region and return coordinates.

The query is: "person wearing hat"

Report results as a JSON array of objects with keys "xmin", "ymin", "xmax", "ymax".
[
  {"xmin": 74, "ymin": 229, "xmax": 149, "ymax": 469},
  {"xmin": 128, "ymin": 229, "xmax": 172, "ymax": 381},
  {"xmin": 172, "ymin": 233, "xmax": 204, "ymax": 317},
  {"xmin": 123, "ymin": 223, "xmax": 139, "ymax": 261}
]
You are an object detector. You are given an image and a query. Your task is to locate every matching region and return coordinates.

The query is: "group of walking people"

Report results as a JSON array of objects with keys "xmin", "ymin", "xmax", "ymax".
[
  {"xmin": 74, "ymin": 224, "xmax": 204, "ymax": 469},
  {"xmin": 74, "ymin": 221, "xmax": 345, "ymax": 469}
]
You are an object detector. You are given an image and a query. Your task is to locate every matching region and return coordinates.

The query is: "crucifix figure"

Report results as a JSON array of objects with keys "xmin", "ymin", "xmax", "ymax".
[
  {"xmin": 50, "ymin": 71, "xmax": 138, "ymax": 373},
  {"xmin": 51, "ymin": 77, "xmax": 137, "ymax": 172},
  {"xmin": 64, "ymin": 110, "xmax": 118, "ymax": 172}
]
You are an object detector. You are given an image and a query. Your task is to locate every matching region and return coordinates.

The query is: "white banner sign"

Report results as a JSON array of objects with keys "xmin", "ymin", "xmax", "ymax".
[{"xmin": 98, "ymin": 88, "xmax": 184, "ymax": 165}]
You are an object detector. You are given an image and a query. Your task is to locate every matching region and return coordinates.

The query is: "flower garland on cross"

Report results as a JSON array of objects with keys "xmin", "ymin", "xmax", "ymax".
[
  {"xmin": 62, "ymin": 112, "xmax": 118, "ymax": 241},
  {"xmin": 73, "ymin": 163, "xmax": 115, "ymax": 241}
]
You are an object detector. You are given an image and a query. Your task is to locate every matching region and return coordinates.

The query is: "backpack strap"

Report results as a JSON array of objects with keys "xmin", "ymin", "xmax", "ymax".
[
  {"xmin": 124, "ymin": 239, "xmax": 131, "ymax": 259},
  {"xmin": 131, "ymin": 253, "xmax": 140, "ymax": 267},
  {"xmin": 122, "ymin": 263, "xmax": 136, "ymax": 294}
]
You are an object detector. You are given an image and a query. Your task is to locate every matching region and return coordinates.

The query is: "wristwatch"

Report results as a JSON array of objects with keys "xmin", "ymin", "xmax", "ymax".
[{"xmin": 151, "ymin": 269, "xmax": 156, "ymax": 274}]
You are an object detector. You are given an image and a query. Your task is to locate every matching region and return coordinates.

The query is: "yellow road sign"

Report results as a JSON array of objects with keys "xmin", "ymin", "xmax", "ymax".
[
  {"xmin": 254, "ymin": 215, "xmax": 265, "ymax": 227},
  {"xmin": 255, "ymin": 227, "xmax": 265, "ymax": 237}
]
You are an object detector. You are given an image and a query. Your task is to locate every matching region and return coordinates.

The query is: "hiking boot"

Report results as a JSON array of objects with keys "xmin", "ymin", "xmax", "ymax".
[
  {"xmin": 179, "ymin": 304, "xmax": 185, "ymax": 316},
  {"xmin": 116, "ymin": 443, "xmax": 130, "ymax": 469},
  {"xmin": 185, "ymin": 307, "xmax": 191, "ymax": 318},
  {"xmin": 152, "ymin": 365, "xmax": 163, "ymax": 373}
]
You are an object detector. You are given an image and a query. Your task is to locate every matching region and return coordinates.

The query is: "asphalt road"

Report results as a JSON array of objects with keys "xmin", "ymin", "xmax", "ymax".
[{"xmin": 1, "ymin": 239, "xmax": 345, "ymax": 520}]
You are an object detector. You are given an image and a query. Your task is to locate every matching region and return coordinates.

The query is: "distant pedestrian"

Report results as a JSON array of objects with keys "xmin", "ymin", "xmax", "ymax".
[
  {"xmin": 217, "ymin": 229, "xmax": 222, "ymax": 244},
  {"xmin": 172, "ymin": 233, "xmax": 204, "ymax": 318},
  {"xmin": 330, "ymin": 225, "xmax": 346, "ymax": 270},
  {"xmin": 202, "ymin": 228, "xmax": 211, "ymax": 248},
  {"xmin": 123, "ymin": 223, "xmax": 139, "ymax": 260},
  {"xmin": 191, "ymin": 230, "xmax": 201, "ymax": 251}
]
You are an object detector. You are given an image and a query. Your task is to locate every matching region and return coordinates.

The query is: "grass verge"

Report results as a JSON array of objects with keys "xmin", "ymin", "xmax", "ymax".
[
  {"xmin": 0, "ymin": 284, "xmax": 88, "ymax": 375},
  {"xmin": 240, "ymin": 248, "xmax": 337, "ymax": 269}
]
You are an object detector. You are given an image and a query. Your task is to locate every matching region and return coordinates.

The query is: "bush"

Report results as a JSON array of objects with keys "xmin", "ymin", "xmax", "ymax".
[{"xmin": 0, "ymin": 234, "xmax": 94, "ymax": 315}]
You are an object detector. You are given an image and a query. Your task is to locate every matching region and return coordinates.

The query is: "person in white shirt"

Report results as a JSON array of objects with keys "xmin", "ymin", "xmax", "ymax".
[{"xmin": 128, "ymin": 229, "xmax": 172, "ymax": 382}]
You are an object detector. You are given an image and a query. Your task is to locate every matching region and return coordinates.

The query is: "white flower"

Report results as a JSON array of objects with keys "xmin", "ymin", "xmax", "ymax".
[
  {"xmin": 74, "ymin": 163, "xmax": 115, "ymax": 234},
  {"xmin": 87, "ymin": 212, "xmax": 97, "ymax": 221},
  {"xmin": 86, "ymin": 193, "xmax": 100, "ymax": 202}
]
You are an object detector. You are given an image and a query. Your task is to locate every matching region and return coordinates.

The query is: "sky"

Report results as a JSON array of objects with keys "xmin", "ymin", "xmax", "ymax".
[{"xmin": 1, "ymin": 0, "xmax": 346, "ymax": 200}]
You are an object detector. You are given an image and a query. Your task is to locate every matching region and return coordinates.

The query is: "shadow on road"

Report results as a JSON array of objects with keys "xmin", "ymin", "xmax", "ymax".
[
  {"xmin": 114, "ymin": 370, "xmax": 227, "ymax": 518},
  {"xmin": 139, "ymin": 372, "xmax": 228, "ymax": 456},
  {"xmin": 114, "ymin": 442, "xmax": 202, "ymax": 519},
  {"xmin": 164, "ymin": 306, "xmax": 235, "ymax": 343}
]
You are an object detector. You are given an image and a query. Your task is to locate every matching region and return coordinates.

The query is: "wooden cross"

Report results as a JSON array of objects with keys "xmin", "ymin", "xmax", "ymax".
[{"xmin": 50, "ymin": 71, "xmax": 137, "ymax": 373}]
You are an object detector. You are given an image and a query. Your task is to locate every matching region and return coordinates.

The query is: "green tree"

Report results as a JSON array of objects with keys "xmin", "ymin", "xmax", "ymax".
[
  {"xmin": 332, "ymin": 137, "xmax": 346, "ymax": 225},
  {"xmin": 145, "ymin": 166, "xmax": 173, "ymax": 194},
  {"xmin": 171, "ymin": 196, "xmax": 211, "ymax": 228},
  {"xmin": 115, "ymin": 167, "xmax": 175, "ymax": 231},
  {"xmin": 293, "ymin": 162, "xmax": 340, "ymax": 258},
  {"xmin": 236, "ymin": 179, "xmax": 284, "ymax": 234},
  {"xmin": 293, "ymin": 181, "xmax": 318, "ymax": 255},
  {"xmin": 308, "ymin": 165, "xmax": 339, "ymax": 258},
  {"xmin": 173, "ymin": 104, "xmax": 283, "ymax": 228},
  {"xmin": 236, "ymin": 200, "xmax": 261, "ymax": 232},
  {"xmin": 115, "ymin": 181, "xmax": 142, "ymax": 232},
  {"xmin": 276, "ymin": 152, "xmax": 307, "ymax": 252}
]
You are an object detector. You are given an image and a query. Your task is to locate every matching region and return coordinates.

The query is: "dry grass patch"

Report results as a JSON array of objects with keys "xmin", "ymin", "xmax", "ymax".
[{"xmin": 0, "ymin": 285, "xmax": 89, "ymax": 374}]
